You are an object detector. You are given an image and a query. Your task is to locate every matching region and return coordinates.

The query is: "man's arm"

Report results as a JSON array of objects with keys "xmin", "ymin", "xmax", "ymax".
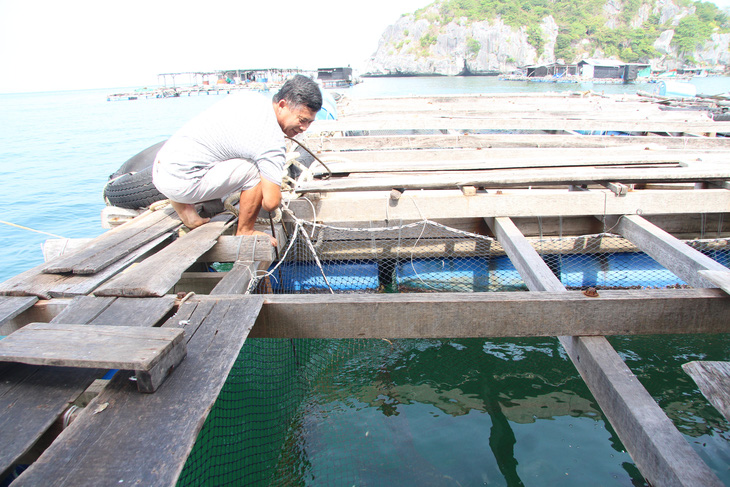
[{"xmin": 260, "ymin": 178, "xmax": 282, "ymax": 212}]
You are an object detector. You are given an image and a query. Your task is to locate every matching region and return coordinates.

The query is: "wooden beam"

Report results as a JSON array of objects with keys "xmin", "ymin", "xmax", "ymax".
[
  {"xmin": 682, "ymin": 361, "xmax": 730, "ymax": 422},
  {"xmin": 210, "ymin": 261, "xmax": 260, "ymax": 295},
  {"xmin": 0, "ymin": 296, "xmax": 37, "ymax": 327},
  {"xmin": 485, "ymin": 216, "xmax": 722, "ymax": 487},
  {"xmin": 249, "ymin": 289, "xmax": 730, "ymax": 338},
  {"xmin": 295, "ymin": 165, "xmax": 730, "ymax": 193},
  {"xmin": 610, "ymin": 214, "xmax": 730, "ymax": 288},
  {"xmin": 198, "ymin": 235, "xmax": 275, "ymax": 263},
  {"xmin": 302, "ymin": 133, "xmax": 730, "ymax": 152},
  {"xmin": 698, "ymin": 270, "xmax": 730, "ymax": 294},
  {"xmin": 309, "ymin": 117, "xmax": 722, "ymax": 135},
  {"xmin": 285, "ymin": 189, "xmax": 730, "ymax": 222}
]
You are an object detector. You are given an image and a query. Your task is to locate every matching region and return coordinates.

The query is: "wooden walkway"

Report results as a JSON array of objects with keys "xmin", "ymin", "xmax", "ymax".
[{"xmin": 1, "ymin": 91, "xmax": 729, "ymax": 486}]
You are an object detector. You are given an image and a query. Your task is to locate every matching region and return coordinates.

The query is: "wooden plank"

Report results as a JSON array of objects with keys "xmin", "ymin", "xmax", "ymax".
[
  {"xmin": 210, "ymin": 261, "xmax": 260, "ymax": 295},
  {"xmin": 310, "ymin": 149, "xmax": 729, "ymax": 175},
  {"xmin": 0, "ymin": 296, "xmax": 175, "ymax": 477},
  {"xmin": 0, "ymin": 323, "xmax": 183, "ymax": 371},
  {"xmin": 94, "ymin": 213, "xmax": 235, "ymax": 297},
  {"xmin": 698, "ymin": 270, "xmax": 730, "ymax": 294},
  {"xmin": 0, "ymin": 233, "xmax": 173, "ymax": 299},
  {"xmin": 250, "ymin": 289, "xmax": 730, "ymax": 338},
  {"xmin": 303, "ymin": 133, "xmax": 730, "ymax": 151},
  {"xmin": 0, "ymin": 323, "xmax": 185, "ymax": 393},
  {"xmin": 199, "ymin": 234, "xmax": 276, "ymax": 262},
  {"xmin": 612, "ymin": 215, "xmax": 730, "ymax": 288},
  {"xmin": 44, "ymin": 206, "xmax": 181, "ymax": 275},
  {"xmin": 309, "ymin": 117, "xmax": 723, "ymax": 135},
  {"xmin": 14, "ymin": 296, "xmax": 265, "ymax": 487},
  {"xmin": 295, "ymin": 165, "xmax": 730, "ymax": 193},
  {"xmin": 0, "ymin": 296, "xmax": 38, "ymax": 327},
  {"xmin": 285, "ymin": 189, "xmax": 730, "ymax": 222},
  {"xmin": 485, "ymin": 216, "xmax": 722, "ymax": 487},
  {"xmin": 682, "ymin": 361, "xmax": 730, "ymax": 422}
]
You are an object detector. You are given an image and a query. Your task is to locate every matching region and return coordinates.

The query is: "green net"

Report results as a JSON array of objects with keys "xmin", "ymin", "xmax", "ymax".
[{"xmin": 177, "ymin": 221, "xmax": 729, "ymax": 486}]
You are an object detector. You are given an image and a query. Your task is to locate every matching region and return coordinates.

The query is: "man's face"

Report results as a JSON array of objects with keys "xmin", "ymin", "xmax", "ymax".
[{"xmin": 275, "ymin": 99, "xmax": 318, "ymax": 137}]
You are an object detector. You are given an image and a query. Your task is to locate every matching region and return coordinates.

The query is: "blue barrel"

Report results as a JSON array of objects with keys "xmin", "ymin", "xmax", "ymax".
[
  {"xmin": 271, "ymin": 261, "xmax": 379, "ymax": 292},
  {"xmin": 396, "ymin": 256, "xmax": 526, "ymax": 292},
  {"xmin": 555, "ymin": 253, "xmax": 687, "ymax": 288}
]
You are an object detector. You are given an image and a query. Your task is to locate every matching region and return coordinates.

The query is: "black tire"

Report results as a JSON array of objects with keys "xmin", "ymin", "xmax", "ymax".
[
  {"xmin": 110, "ymin": 140, "xmax": 166, "ymax": 179},
  {"xmin": 103, "ymin": 166, "xmax": 166, "ymax": 209}
]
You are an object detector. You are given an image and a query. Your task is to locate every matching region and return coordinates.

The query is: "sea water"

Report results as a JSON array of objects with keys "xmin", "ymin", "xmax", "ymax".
[{"xmin": 1, "ymin": 77, "xmax": 728, "ymax": 485}]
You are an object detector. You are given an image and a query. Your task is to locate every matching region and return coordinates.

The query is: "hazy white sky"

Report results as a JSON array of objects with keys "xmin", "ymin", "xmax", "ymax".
[
  {"xmin": 1, "ymin": 0, "xmax": 728, "ymax": 93},
  {"xmin": 0, "ymin": 0, "xmax": 429, "ymax": 93}
]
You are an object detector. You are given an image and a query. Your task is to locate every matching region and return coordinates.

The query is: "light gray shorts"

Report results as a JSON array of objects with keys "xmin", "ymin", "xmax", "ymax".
[{"xmin": 153, "ymin": 158, "xmax": 261, "ymax": 204}]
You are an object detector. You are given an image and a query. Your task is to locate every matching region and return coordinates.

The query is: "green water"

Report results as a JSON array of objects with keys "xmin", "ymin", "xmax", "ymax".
[{"xmin": 179, "ymin": 335, "xmax": 729, "ymax": 486}]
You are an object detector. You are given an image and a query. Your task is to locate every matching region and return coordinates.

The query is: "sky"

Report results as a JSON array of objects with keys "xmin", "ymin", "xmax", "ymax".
[
  {"xmin": 1, "ymin": 0, "xmax": 728, "ymax": 94},
  {"xmin": 0, "ymin": 0, "xmax": 430, "ymax": 93}
]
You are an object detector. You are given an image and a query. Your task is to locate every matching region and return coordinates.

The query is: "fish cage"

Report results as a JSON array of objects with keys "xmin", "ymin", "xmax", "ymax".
[{"xmin": 176, "ymin": 221, "xmax": 730, "ymax": 486}]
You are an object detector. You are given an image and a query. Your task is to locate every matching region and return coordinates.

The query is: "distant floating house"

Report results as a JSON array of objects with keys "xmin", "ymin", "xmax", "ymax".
[
  {"xmin": 525, "ymin": 63, "xmax": 578, "ymax": 78},
  {"xmin": 317, "ymin": 67, "xmax": 356, "ymax": 88},
  {"xmin": 578, "ymin": 59, "xmax": 650, "ymax": 82}
]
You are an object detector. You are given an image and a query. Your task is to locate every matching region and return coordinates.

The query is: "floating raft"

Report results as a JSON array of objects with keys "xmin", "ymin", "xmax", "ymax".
[{"xmin": 1, "ymin": 91, "xmax": 729, "ymax": 486}]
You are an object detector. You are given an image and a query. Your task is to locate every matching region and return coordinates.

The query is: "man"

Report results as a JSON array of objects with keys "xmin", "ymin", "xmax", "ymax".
[{"xmin": 152, "ymin": 75, "xmax": 323, "ymax": 245}]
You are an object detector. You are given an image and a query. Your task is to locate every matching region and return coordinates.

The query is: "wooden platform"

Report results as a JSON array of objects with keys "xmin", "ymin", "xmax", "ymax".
[{"xmin": 1, "ymin": 91, "xmax": 729, "ymax": 486}]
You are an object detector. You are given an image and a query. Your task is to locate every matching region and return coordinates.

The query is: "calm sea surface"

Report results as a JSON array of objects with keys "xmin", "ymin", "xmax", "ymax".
[{"xmin": 1, "ymin": 76, "xmax": 728, "ymax": 485}]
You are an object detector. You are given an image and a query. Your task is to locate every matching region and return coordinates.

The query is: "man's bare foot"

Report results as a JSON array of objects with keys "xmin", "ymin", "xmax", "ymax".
[
  {"xmin": 236, "ymin": 229, "xmax": 277, "ymax": 247},
  {"xmin": 171, "ymin": 201, "xmax": 210, "ymax": 229}
]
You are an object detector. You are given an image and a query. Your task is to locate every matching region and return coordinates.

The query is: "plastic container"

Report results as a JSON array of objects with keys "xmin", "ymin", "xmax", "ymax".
[
  {"xmin": 655, "ymin": 80, "xmax": 696, "ymax": 98},
  {"xmin": 316, "ymin": 88, "xmax": 338, "ymax": 120}
]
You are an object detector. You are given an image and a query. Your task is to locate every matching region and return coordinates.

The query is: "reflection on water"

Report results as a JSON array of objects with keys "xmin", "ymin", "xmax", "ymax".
[
  {"xmin": 179, "ymin": 333, "xmax": 728, "ymax": 485},
  {"xmin": 269, "ymin": 338, "xmax": 648, "ymax": 486}
]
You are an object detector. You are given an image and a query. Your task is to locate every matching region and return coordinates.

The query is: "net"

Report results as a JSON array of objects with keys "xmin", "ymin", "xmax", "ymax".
[{"xmin": 177, "ymin": 219, "xmax": 729, "ymax": 486}]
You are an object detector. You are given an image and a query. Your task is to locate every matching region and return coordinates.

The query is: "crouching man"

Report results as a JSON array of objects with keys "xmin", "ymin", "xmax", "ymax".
[{"xmin": 152, "ymin": 74, "xmax": 323, "ymax": 245}]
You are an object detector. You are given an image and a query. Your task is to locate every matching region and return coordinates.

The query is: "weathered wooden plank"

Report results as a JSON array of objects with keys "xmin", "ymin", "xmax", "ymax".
[
  {"xmin": 295, "ymin": 165, "xmax": 730, "ymax": 193},
  {"xmin": 612, "ymin": 214, "xmax": 730, "ymax": 288},
  {"xmin": 303, "ymin": 133, "xmax": 730, "ymax": 152},
  {"xmin": 310, "ymin": 149, "xmax": 728, "ymax": 175},
  {"xmin": 682, "ymin": 361, "xmax": 730, "ymax": 422},
  {"xmin": 199, "ymin": 234, "xmax": 276, "ymax": 263},
  {"xmin": 250, "ymin": 289, "xmax": 730, "ymax": 338},
  {"xmin": 94, "ymin": 213, "xmax": 235, "ymax": 297},
  {"xmin": 485, "ymin": 216, "xmax": 722, "ymax": 487},
  {"xmin": 0, "ymin": 323, "xmax": 184, "ymax": 370},
  {"xmin": 44, "ymin": 206, "xmax": 181, "ymax": 275},
  {"xmin": 0, "ymin": 296, "xmax": 175, "ymax": 477},
  {"xmin": 210, "ymin": 261, "xmax": 260, "ymax": 295},
  {"xmin": 697, "ymin": 270, "xmax": 730, "ymax": 294},
  {"xmin": 309, "ymin": 117, "xmax": 723, "ymax": 135},
  {"xmin": 0, "ymin": 233, "xmax": 173, "ymax": 299},
  {"xmin": 14, "ymin": 296, "xmax": 265, "ymax": 487},
  {"xmin": 285, "ymin": 189, "xmax": 730, "ymax": 222},
  {"xmin": 0, "ymin": 296, "xmax": 38, "ymax": 327}
]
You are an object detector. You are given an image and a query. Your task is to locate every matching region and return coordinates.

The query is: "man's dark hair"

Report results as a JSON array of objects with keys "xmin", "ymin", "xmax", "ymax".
[{"xmin": 273, "ymin": 75, "xmax": 323, "ymax": 112}]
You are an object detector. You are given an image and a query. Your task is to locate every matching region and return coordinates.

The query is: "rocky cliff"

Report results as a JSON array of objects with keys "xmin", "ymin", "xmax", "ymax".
[{"xmin": 364, "ymin": 0, "xmax": 730, "ymax": 75}]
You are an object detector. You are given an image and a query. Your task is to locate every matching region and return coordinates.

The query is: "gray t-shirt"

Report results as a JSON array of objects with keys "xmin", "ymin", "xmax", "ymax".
[{"xmin": 156, "ymin": 91, "xmax": 285, "ymax": 185}]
